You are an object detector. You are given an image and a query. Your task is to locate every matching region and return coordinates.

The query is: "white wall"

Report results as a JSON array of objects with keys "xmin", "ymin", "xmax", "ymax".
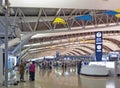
[{"xmin": 9, "ymin": 0, "xmax": 120, "ymax": 10}]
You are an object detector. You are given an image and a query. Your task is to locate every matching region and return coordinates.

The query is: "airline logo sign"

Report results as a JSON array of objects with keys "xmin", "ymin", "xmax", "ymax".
[{"xmin": 95, "ymin": 32, "xmax": 102, "ymax": 61}]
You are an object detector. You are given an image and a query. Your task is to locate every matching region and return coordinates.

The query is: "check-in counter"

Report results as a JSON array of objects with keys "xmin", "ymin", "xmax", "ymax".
[
  {"xmin": 80, "ymin": 61, "xmax": 116, "ymax": 76},
  {"xmin": 81, "ymin": 65, "xmax": 110, "ymax": 76}
]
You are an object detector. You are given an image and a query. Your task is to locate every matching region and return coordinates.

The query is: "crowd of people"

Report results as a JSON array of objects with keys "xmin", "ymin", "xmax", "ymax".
[
  {"xmin": 14, "ymin": 60, "xmax": 36, "ymax": 83},
  {"xmin": 38, "ymin": 60, "xmax": 52, "ymax": 70},
  {"xmin": 13, "ymin": 59, "xmax": 87, "ymax": 85}
]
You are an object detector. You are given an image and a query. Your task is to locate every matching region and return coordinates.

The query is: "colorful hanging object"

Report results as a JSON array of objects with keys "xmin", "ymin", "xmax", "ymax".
[
  {"xmin": 52, "ymin": 17, "xmax": 66, "ymax": 24},
  {"xmin": 103, "ymin": 11, "xmax": 119, "ymax": 16},
  {"xmin": 75, "ymin": 14, "xmax": 92, "ymax": 22},
  {"xmin": 114, "ymin": 9, "xmax": 120, "ymax": 18},
  {"xmin": 115, "ymin": 14, "xmax": 120, "ymax": 18}
]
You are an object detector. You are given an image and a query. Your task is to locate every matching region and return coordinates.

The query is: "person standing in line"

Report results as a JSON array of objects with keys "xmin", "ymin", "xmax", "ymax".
[
  {"xmin": 29, "ymin": 61, "xmax": 35, "ymax": 81},
  {"xmin": 19, "ymin": 60, "xmax": 25, "ymax": 82},
  {"xmin": 77, "ymin": 60, "xmax": 82, "ymax": 75}
]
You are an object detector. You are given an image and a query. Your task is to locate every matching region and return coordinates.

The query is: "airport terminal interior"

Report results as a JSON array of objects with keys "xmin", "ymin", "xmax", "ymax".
[{"xmin": 0, "ymin": 0, "xmax": 120, "ymax": 88}]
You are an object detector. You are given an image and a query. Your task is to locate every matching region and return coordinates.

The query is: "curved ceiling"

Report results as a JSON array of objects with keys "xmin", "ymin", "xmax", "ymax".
[
  {"xmin": 26, "ymin": 36, "xmax": 120, "ymax": 58},
  {"xmin": 9, "ymin": 0, "xmax": 120, "ymax": 10},
  {"xmin": 0, "ymin": 2, "xmax": 120, "ymax": 59}
]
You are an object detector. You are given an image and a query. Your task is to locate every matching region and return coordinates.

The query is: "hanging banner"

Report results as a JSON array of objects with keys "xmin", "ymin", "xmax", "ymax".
[
  {"xmin": 75, "ymin": 14, "xmax": 92, "ymax": 22},
  {"xmin": 103, "ymin": 11, "xmax": 119, "ymax": 16},
  {"xmin": 115, "ymin": 9, "xmax": 120, "ymax": 18},
  {"xmin": 52, "ymin": 17, "xmax": 66, "ymax": 24},
  {"xmin": 95, "ymin": 32, "xmax": 102, "ymax": 61}
]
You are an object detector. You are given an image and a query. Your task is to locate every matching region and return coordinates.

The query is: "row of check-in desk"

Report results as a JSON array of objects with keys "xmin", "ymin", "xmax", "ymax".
[{"xmin": 80, "ymin": 61, "xmax": 119, "ymax": 76}]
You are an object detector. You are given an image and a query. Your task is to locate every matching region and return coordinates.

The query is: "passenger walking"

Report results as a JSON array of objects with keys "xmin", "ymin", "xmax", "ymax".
[
  {"xmin": 77, "ymin": 60, "xmax": 82, "ymax": 75},
  {"xmin": 29, "ymin": 61, "xmax": 36, "ymax": 81},
  {"xmin": 19, "ymin": 60, "xmax": 25, "ymax": 82}
]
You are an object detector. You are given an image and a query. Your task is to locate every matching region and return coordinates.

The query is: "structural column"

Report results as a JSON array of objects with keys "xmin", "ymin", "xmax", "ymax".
[{"xmin": 0, "ymin": 48, "xmax": 3, "ymax": 84}]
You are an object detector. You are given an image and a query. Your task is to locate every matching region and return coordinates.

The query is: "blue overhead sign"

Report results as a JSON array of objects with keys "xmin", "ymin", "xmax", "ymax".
[
  {"xmin": 75, "ymin": 14, "xmax": 92, "ymax": 22},
  {"xmin": 95, "ymin": 32, "xmax": 103, "ymax": 61}
]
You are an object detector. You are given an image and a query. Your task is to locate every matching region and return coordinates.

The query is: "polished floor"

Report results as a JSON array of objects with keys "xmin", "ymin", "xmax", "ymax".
[{"xmin": 1, "ymin": 67, "xmax": 120, "ymax": 88}]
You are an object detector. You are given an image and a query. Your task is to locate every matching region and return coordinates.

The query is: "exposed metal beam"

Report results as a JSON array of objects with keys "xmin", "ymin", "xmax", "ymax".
[
  {"xmin": 69, "ymin": 9, "xmax": 77, "ymax": 17},
  {"xmin": 56, "ymin": 8, "xmax": 61, "ymax": 16},
  {"xmin": 0, "ymin": 32, "xmax": 35, "ymax": 49},
  {"xmin": 18, "ymin": 8, "xmax": 33, "ymax": 32},
  {"xmin": 34, "ymin": 9, "xmax": 43, "ymax": 31},
  {"xmin": 29, "ymin": 25, "xmax": 120, "ymax": 39},
  {"xmin": 42, "ymin": 9, "xmax": 52, "ymax": 30},
  {"xmin": 11, "ymin": 36, "xmax": 32, "ymax": 54}
]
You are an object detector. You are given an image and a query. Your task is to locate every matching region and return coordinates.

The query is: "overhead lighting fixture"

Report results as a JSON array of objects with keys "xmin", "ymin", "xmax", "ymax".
[{"xmin": 31, "ymin": 34, "xmax": 48, "ymax": 39}]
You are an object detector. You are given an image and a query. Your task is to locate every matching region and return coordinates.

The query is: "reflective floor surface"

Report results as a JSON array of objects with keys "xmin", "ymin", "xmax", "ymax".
[{"xmin": 1, "ymin": 67, "xmax": 120, "ymax": 88}]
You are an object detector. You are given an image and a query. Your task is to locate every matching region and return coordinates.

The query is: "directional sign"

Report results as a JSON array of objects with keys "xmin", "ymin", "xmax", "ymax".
[{"xmin": 95, "ymin": 32, "xmax": 102, "ymax": 61}]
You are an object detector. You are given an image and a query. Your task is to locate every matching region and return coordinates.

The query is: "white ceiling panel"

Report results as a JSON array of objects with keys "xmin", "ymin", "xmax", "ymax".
[{"xmin": 9, "ymin": 0, "xmax": 120, "ymax": 10}]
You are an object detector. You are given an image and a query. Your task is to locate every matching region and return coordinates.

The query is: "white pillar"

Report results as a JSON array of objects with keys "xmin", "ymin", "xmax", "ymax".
[{"xmin": 0, "ymin": 48, "xmax": 3, "ymax": 84}]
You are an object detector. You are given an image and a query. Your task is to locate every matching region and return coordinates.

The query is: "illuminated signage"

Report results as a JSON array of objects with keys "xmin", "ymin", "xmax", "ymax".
[{"xmin": 95, "ymin": 32, "xmax": 102, "ymax": 61}]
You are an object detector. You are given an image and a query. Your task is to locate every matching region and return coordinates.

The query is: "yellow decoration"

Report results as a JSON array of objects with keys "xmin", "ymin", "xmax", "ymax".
[
  {"xmin": 115, "ymin": 9, "xmax": 120, "ymax": 12},
  {"xmin": 52, "ymin": 17, "xmax": 66, "ymax": 24},
  {"xmin": 115, "ymin": 14, "xmax": 120, "ymax": 18},
  {"xmin": 115, "ymin": 9, "xmax": 120, "ymax": 18}
]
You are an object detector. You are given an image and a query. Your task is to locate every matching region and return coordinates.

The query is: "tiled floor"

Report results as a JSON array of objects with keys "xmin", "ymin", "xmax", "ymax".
[{"xmin": 1, "ymin": 67, "xmax": 120, "ymax": 88}]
